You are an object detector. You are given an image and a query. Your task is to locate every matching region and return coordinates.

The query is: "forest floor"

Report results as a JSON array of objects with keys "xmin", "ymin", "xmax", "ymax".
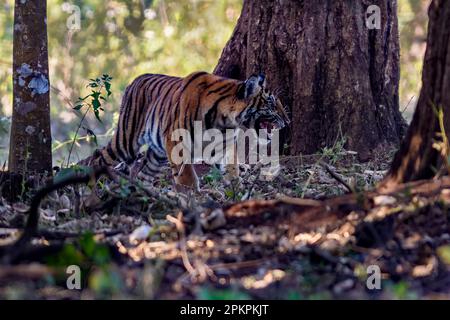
[{"xmin": 0, "ymin": 146, "xmax": 450, "ymax": 300}]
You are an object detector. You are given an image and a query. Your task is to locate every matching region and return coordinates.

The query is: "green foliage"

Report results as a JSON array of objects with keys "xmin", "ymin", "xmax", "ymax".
[
  {"xmin": 47, "ymin": 232, "xmax": 118, "ymax": 296},
  {"xmin": 54, "ymin": 164, "xmax": 93, "ymax": 183},
  {"xmin": 66, "ymin": 74, "xmax": 113, "ymax": 166},
  {"xmin": 198, "ymin": 287, "xmax": 250, "ymax": 300},
  {"xmin": 224, "ymin": 187, "xmax": 243, "ymax": 202},
  {"xmin": 118, "ymin": 177, "xmax": 133, "ymax": 198},
  {"xmin": 74, "ymin": 74, "xmax": 113, "ymax": 122},
  {"xmin": 320, "ymin": 135, "xmax": 347, "ymax": 165},
  {"xmin": 203, "ymin": 166, "xmax": 223, "ymax": 184},
  {"xmin": 386, "ymin": 281, "xmax": 418, "ymax": 300},
  {"xmin": 47, "ymin": 232, "xmax": 112, "ymax": 267},
  {"xmin": 88, "ymin": 266, "xmax": 123, "ymax": 297}
]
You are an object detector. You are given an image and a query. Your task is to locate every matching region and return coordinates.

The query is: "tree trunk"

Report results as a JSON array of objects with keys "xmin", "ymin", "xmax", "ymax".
[
  {"xmin": 215, "ymin": 0, "xmax": 405, "ymax": 161},
  {"xmin": 9, "ymin": 0, "xmax": 52, "ymax": 175},
  {"xmin": 381, "ymin": 0, "xmax": 450, "ymax": 188}
]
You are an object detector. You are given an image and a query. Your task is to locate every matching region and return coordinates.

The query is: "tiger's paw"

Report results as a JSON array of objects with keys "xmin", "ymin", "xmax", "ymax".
[{"xmin": 174, "ymin": 182, "xmax": 200, "ymax": 194}]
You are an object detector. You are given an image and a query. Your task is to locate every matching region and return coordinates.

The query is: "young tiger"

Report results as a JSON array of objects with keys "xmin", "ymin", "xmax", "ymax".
[{"xmin": 82, "ymin": 71, "xmax": 289, "ymax": 191}]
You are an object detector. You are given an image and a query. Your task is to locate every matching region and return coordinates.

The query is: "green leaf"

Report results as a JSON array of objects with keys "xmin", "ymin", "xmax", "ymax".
[
  {"xmin": 91, "ymin": 91, "xmax": 101, "ymax": 99},
  {"xmin": 94, "ymin": 109, "xmax": 102, "ymax": 122},
  {"xmin": 105, "ymin": 82, "xmax": 112, "ymax": 96},
  {"xmin": 92, "ymin": 98, "xmax": 101, "ymax": 110},
  {"xmin": 80, "ymin": 232, "xmax": 96, "ymax": 258},
  {"xmin": 224, "ymin": 189, "xmax": 234, "ymax": 199}
]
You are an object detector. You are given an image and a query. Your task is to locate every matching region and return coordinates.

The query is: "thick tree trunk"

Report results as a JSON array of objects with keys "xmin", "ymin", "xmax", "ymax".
[
  {"xmin": 215, "ymin": 0, "xmax": 405, "ymax": 161},
  {"xmin": 9, "ymin": 0, "xmax": 52, "ymax": 175},
  {"xmin": 381, "ymin": 0, "xmax": 450, "ymax": 188}
]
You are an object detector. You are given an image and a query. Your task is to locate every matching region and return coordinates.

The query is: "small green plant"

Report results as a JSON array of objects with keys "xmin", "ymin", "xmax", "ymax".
[
  {"xmin": 159, "ymin": 176, "xmax": 171, "ymax": 188},
  {"xmin": 224, "ymin": 178, "xmax": 244, "ymax": 201},
  {"xmin": 47, "ymin": 232, "xmax": 115, "ymax": 294},
  {"xmin": 118, "ymin": 177, "xmax": 133, "ymax": 198},
  {"xmin": 66, "ymin": 74, "xmax": 113, "ymax": 167},
  {"xmin": 385, "ymin": 281, "xmax": 417, "ymax": 300},
  {"xmin": 203, "ymin": 166, "xmax": 223, "ymax": 184},
  {"xmin": 320, "ymin": 135, "xmax": 347, "ymax": 165},
  {"xmin": 47, "ymin": 232, "xmax": 112, "ymax": 268}
]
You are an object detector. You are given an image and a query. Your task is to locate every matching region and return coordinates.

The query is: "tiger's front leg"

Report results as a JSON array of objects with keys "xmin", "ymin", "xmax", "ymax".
[
  {"xmin": 171, "ymin": 163, "xmax": 199, "ymax": 192},
  {"xmin": 165, "ymin": 138, "xmax": 199, "ymax": 192},
  {"xmin": 224, "ymin": 141, "xmax": 240, "ymax": 180}
]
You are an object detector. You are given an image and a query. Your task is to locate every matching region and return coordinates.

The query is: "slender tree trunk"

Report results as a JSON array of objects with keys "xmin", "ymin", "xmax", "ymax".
[
  {"xmin": 215, "ymin": 0, "xmax": 405, "ymax": 161},
  {"xmin": 9, "ymin": 0, "xmax": 52, "ymax": 175},
  {"xmin": 381, "ymin": 0, "xmax": 450, "ymax": 188}
]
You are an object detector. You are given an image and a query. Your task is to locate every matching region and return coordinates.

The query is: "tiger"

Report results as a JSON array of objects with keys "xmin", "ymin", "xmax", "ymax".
[{"xmin": 81, "ymin": 71, "xmax": 290, "ymax": 191}]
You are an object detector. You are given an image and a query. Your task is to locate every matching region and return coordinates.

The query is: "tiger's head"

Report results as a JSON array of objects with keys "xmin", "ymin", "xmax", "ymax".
[
  {"xmin": 236, "ymin": 74, "xmax": 290, "ymax": 133},
  {"xmin": 204, "ymin": 73, "xmax": 290, "ymax": 133}
]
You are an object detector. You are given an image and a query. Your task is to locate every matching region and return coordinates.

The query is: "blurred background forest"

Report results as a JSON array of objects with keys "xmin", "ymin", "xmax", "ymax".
[{"xmin": 0, "ymin": 0, "xmax": 430, "ymax": 166}]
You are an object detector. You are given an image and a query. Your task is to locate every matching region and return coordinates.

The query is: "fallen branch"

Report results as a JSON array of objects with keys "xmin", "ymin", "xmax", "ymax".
[
  {"xmin": 1, "ymin": 166, "xmax": 108, "ymax": 263},
  {"xmin": 221, "ymin": 176, "xmax": 450, "ymax": 234},
  {"xmin": 320, "ymin": 161, "xmax": 354, "ymax": 193}
]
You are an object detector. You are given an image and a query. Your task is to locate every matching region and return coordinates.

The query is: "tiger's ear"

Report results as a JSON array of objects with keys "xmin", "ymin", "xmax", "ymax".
[{"xmin": 237, "ymin": 74, "xmax": 266, "ymax": 99}]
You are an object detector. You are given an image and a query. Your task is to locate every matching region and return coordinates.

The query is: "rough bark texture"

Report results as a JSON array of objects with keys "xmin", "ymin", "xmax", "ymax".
[
  {"xmin": 9, "ymin": 0, "xmax": 52, "ymax": 174},
  {"xmin": 215, "ymin": 0, "xmax": 405, "ymax": 160},
  {"xmin": 381, "ymin": 0, "xmax": 450, "ymax": 188}
]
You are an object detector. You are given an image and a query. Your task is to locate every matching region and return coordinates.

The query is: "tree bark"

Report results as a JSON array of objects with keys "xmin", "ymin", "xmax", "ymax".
[
  {"xmin": 9, "ymin": 0, "xmax": 52, "ymax": 175},
  {"xmin": 215, "ymin": 0, "xmax": 405, "ymax": 161},
  {"xmin": 381, "ymin": 0, "xmax": 450, "ymax": 188}
]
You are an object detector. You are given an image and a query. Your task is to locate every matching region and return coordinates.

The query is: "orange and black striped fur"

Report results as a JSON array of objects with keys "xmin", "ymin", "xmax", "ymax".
[{"xmin": 83, "ymin": 71, "xmax": 289, "ymax": 190}]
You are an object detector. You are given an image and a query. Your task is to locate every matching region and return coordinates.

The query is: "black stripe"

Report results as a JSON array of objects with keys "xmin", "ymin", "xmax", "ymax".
[
  {"xmin": 167, "ymin": 74, "xmax": 206, "ymax": 137},
  {"xmin": 153, "ymin": 152, "xmax": 167, "ymax": 162},
  {"xmin": 182, "ymin": 80, "xmax": 207, "ymax": 132},
  {"xmin": 207, "ymin": 82, "xmax": 234, "ymax": 96},
  {"xmin": 117, "ymin": 87, "xmax": 132, "ymax": 161},
  {"xmin": 129, "ymin": 75, "xmax": 171, "ymax": 159},
  {"xmin": 128, "ymin": 78, "xmax": 150, "ymax": 159},
  {"xmin": 204, "ymin": 94, "xmax": 232, "ymax": 130},
  {"xmin": 152, "ymin": 77, "xmax": 179, "ymax": 127},
  {"xmin": 106, "ymin": 144, "xmax": 117, "ymax": 161},
  {"xmin": 159, "ymin": 78, "xmax": 181, "ymax": 122},
  {"xmin": 190, "ymin": 94, "xmax": 202, "ymax": 147},
  {"xmin": 181, "ymin": 72, "xmax": 208, "ymax": 94},
  {"xmin": 134, "ymin": 76, "xmax": 163, "ymax": 150},
  {"xmin": 157, "ymin": 78, "xmax": 181, "ymax": 138},
  {"xmin": 204, "ymin": 78, "xmax": 227, "ymax": 90}
]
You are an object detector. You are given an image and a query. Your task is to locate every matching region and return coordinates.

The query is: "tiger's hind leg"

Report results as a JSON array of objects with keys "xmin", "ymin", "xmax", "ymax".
[
  {"xmin": 167, "ymin": 163, "xmax": 199, "ymax": 192},
  {"xmin": 130, "ymin": 149, "xmax": 166, "ymax": 182}
]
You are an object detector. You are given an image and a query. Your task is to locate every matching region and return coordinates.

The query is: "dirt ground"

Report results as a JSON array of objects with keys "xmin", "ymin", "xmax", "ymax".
[{"xmin": 0, "ymin": 147, "xmax": 450, "ymax": 300}]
